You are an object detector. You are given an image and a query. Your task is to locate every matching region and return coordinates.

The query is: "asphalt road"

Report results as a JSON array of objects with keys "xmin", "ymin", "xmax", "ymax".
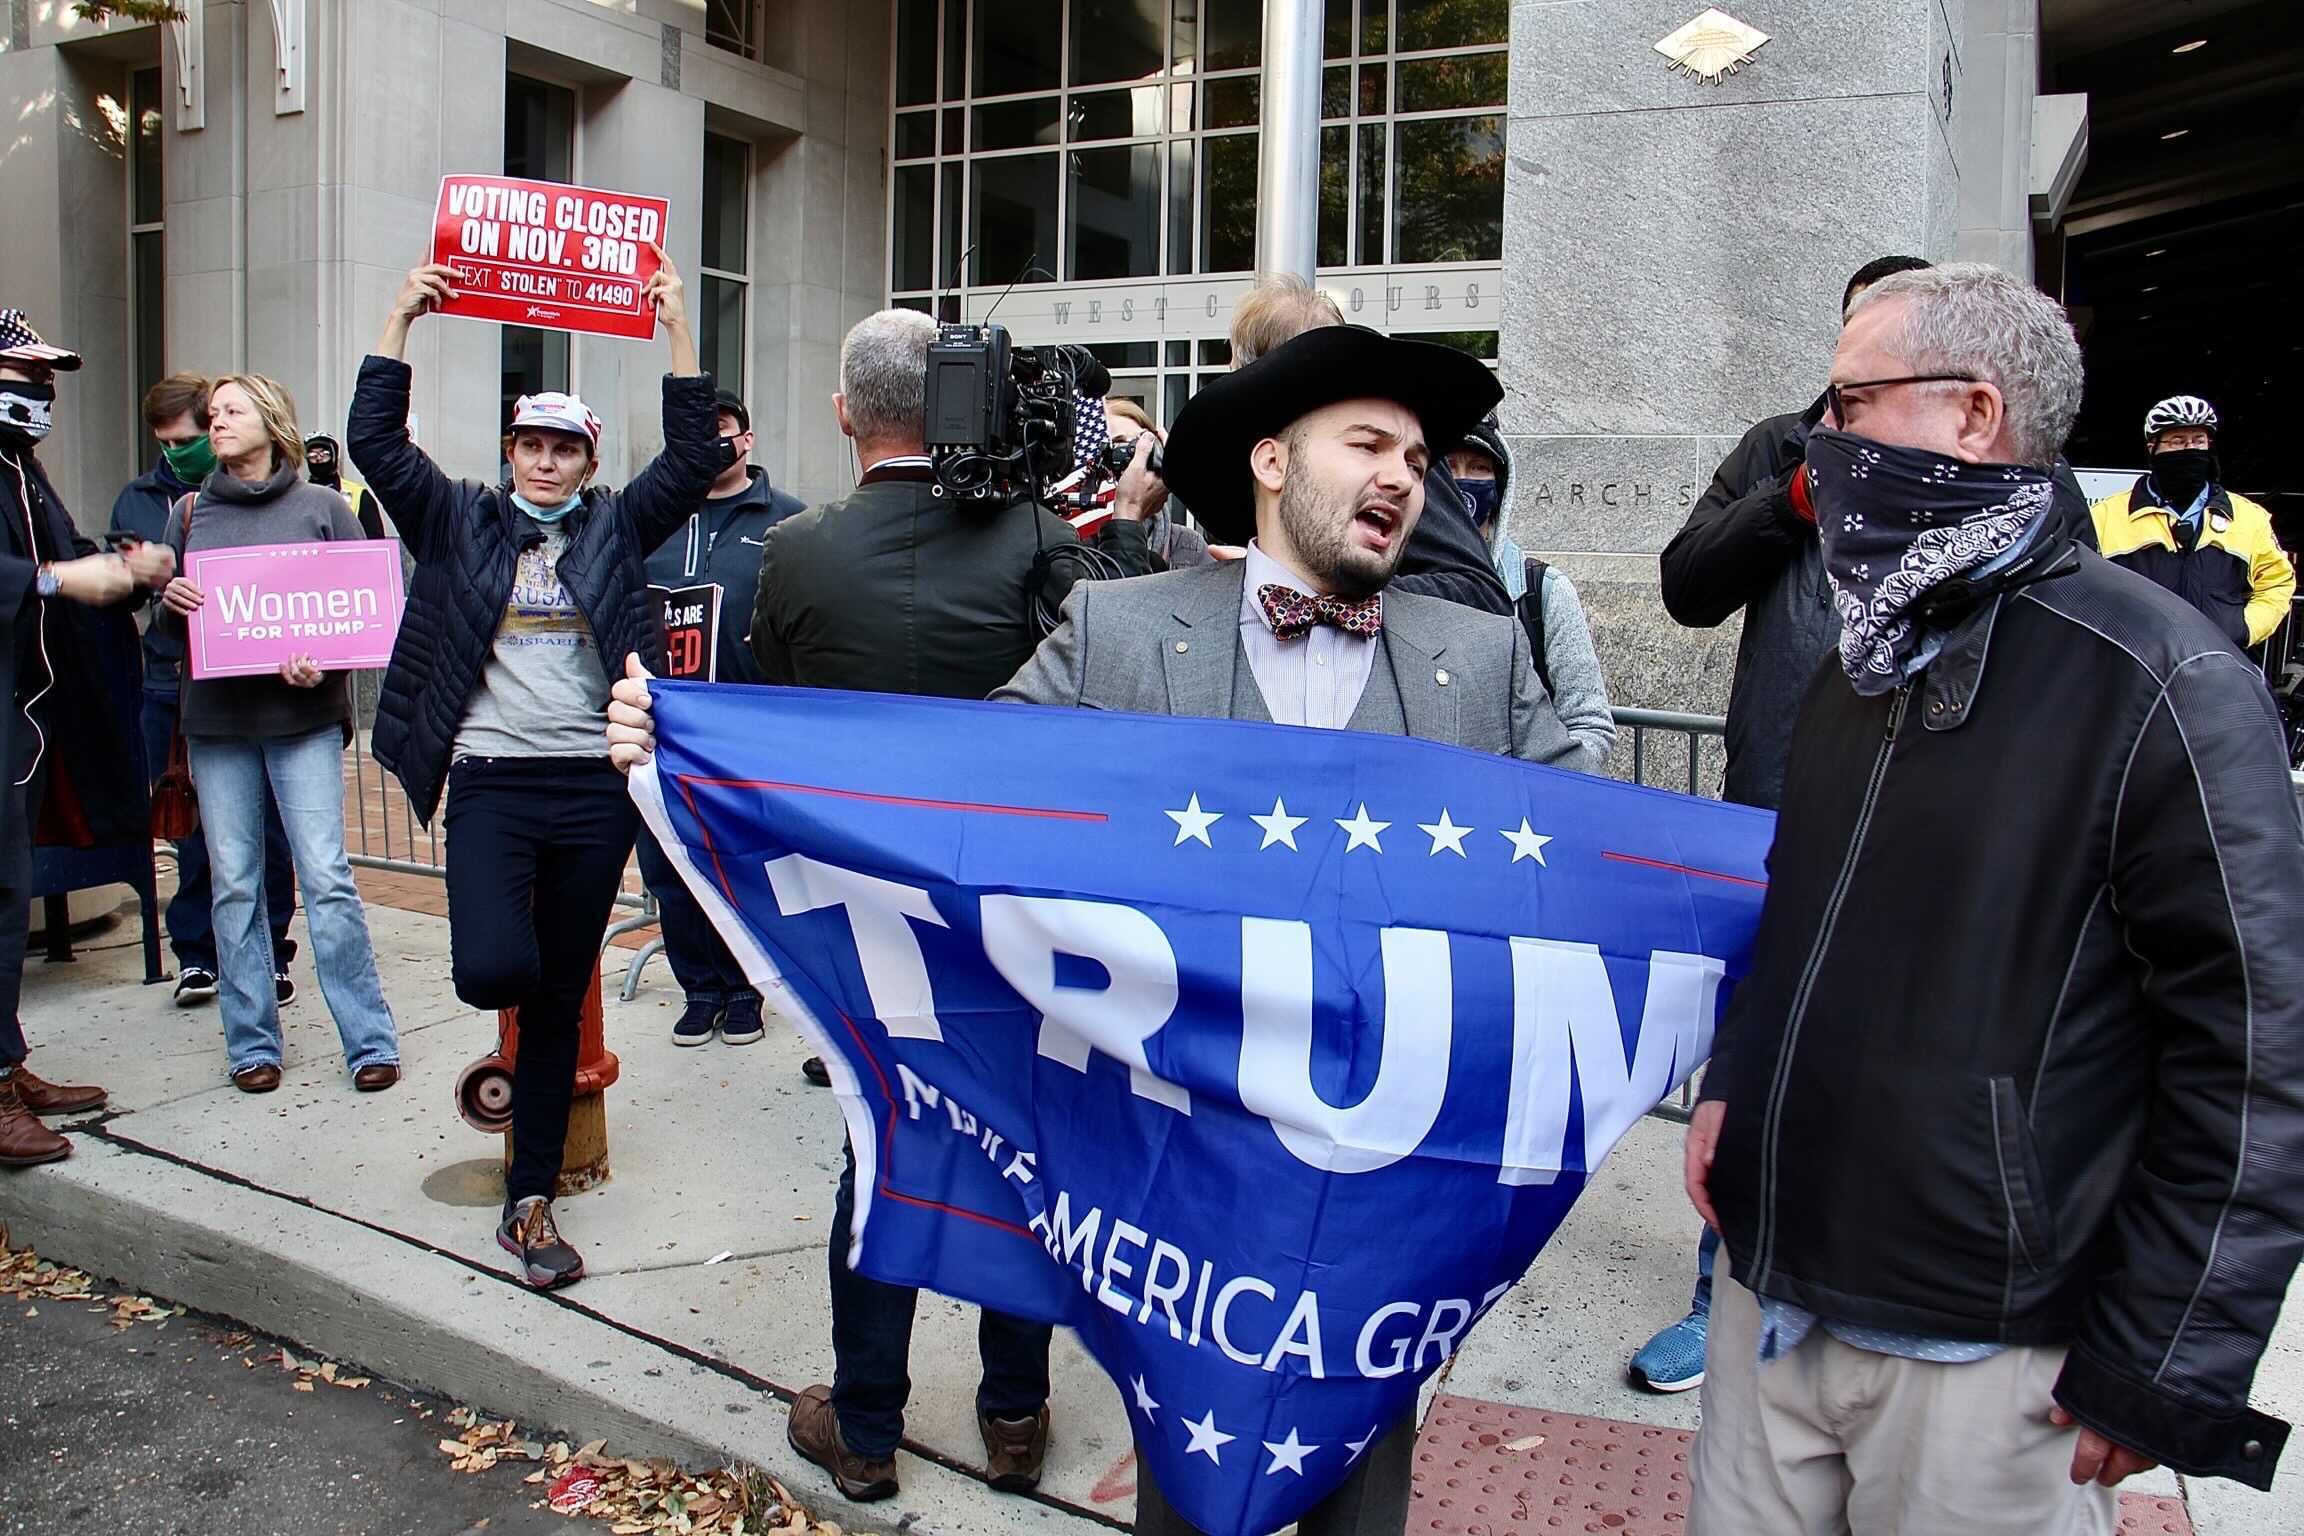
[{"xmin": 0, "ymin": 1293, "xmax": 567, "ymax": 1536}]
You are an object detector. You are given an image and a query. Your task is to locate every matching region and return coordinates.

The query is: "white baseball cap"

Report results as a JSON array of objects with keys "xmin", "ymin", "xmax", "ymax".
[{"xmin": 509, "ymin": 390, "xmax": 602, "ymax": 448}]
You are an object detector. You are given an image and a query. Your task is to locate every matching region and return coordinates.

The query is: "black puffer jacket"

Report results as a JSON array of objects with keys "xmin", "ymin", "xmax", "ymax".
[
  {"xmin": 1662, "ymin": 398, "xmax": 2101, "ymax": 808},
  {"xmin": 1703, "ymin": 532, "xmax": 2304, "ymax": 1490},
  {"xmin": 347, "ymin": 357, "xmax": 723, "ymax": 824}
]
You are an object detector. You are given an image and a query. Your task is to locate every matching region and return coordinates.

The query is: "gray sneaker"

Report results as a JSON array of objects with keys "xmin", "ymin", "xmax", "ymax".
[{"xmin": 497, "ymin": 1196, "xmax": 584, "ymax": 1289}]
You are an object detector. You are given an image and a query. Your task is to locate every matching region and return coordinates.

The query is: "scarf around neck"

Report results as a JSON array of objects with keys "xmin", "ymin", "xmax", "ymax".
[{"xmin": 1805, "ymin": 428, "xmax": 2057, "ymax": 696}]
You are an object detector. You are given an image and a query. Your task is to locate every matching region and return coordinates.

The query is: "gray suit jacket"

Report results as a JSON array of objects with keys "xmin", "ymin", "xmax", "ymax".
[{"xmin": 993, "ymin": 560, "xmax": 1592, "ymax": 771}]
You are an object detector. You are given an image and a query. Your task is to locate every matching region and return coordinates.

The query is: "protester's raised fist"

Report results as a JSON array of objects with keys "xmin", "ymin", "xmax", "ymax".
[
  {"xmin": 391, "ymin": 263, "xmax": 460, "ymax": 323},
  {"xmin": 606, "ymin": 653, "xmax": 658, "ymax": 775},
  {"xmin": 642, "ymin": 243, "xmax": 687, "ymax": 333}
]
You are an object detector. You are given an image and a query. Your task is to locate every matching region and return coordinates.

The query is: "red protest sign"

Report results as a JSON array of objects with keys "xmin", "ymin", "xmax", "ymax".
[{"xmin": 430, "ymin": 174, "xmax": 669, "ymax": 341}]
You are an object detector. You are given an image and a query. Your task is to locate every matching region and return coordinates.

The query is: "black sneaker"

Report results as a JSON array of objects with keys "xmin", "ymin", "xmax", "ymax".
[
  {"xmin": 497, "ymin": 1197, "xmax": 584, "ymax": 1289},
  {"xmin": 671, "ymin": 999, "xmax": 721, "ymax": 1047},
  {"xmin": 275, "ymin": 973, "xmax": 297, "ymax": 1006},
  {"xmin": 802, "ymin": 1055, "xmax": 832, "ymax": 1088},
  {"xmin": 174, "ymin": 967, "xmax": 218, "ymax": 1006},
  {"xmin": 719, "ymin": 996, "xmax": 765, "ymax": 1046}
]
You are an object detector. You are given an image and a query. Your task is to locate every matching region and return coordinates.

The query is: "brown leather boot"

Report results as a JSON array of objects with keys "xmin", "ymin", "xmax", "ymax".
[
  {"xmin": 980, "ymin": 1404, "xmax": 1051, "ymax": 1492},
  {"xmin": 10, "ymin": 1062, "xmax": 105, "ymax": 1116},
  {"xmin": 0, "ymin": 1074, "xmax": 72, "ymax": 1166},
  {"xmin": 787, "ymin": 1384, "xmax": 898, "ymax": 1502}
]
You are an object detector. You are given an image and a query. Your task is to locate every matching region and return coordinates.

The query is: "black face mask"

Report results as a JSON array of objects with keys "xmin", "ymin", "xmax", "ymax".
[
  {"xmin": 2149, "ymin": 448, "xmax": 2218, "ymax": 513},
  {"xmin": 306, "ymin": 454, "xmax": 340, "ymax": 487}
]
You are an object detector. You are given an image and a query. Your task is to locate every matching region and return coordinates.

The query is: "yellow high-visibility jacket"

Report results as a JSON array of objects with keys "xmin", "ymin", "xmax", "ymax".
[{"xmin": 2090, "ymin": 480, "xmax": 2295, "ymax": 649}]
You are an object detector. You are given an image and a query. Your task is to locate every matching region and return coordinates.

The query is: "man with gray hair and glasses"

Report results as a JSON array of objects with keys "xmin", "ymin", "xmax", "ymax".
[{"xmin": 1683, "ymin": 264, "xmax": 2304, "ymax": 1531}]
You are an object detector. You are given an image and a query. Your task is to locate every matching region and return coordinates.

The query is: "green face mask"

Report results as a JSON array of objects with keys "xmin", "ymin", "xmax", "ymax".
[{"xmin": 161, "ymin": 435, "xmax": 218, "ymax": 482}]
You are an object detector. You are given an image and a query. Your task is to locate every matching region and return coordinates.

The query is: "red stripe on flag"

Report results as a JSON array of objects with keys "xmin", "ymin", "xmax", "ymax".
[{"xmin": 1602, "ymin": 850, "xmax": 1769, "ymax": 890}]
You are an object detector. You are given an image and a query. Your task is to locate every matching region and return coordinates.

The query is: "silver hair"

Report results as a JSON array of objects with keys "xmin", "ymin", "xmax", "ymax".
[
  {"xmin": 1845, "ymin": 263, "xmax": 2085, "ymax": 469},
  {"xmin": 838, "ymin": 308, "xmax": 938, "ymax": 442}
]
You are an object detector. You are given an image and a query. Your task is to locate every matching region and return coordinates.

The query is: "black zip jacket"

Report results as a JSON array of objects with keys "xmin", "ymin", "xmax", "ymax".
[
  {"xmin": 346, "ymin": 356, "xmax": 724, "ymax": 824},
  {"xmin": 107, "ymin": 456, "xmax": 201, "ymax": 685},
  {"xmin": 1395, "ymin": 462, "xmax": 1512, "ymax": 615},
  {"xmin": 643, "ymin": 467, "xmax": 803, "ymax": 686},
  {"xmin": 1703, "ymin": 535, "xmax": 2304, "ymax": 1490},
  {"xmin": 1662, "ymin": 398, "xmax": 2100, "ymax": 807}
]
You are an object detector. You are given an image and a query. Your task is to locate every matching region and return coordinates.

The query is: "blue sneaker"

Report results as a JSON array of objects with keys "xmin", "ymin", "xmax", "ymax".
[{"xmin": 1628, "ymin": 1310, "xmax": 1707, "ymax": 1392}]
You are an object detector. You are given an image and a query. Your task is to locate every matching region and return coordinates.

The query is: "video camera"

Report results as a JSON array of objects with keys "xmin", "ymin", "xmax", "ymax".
[{"xmin": 923, "ymin": 323, "xmax": 1100, "ymax": 505}]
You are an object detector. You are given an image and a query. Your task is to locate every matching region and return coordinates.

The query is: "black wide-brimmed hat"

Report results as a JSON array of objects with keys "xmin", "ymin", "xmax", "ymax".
[{"xmin": 1163, "ymin": 325, "xmax": 1502, "ymax": 544}]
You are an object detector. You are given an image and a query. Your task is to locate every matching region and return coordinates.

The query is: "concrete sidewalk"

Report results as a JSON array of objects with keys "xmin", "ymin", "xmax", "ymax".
[{"xmin": 1, "ymin": 891, "xmax": 2295, "ymax": 1535}]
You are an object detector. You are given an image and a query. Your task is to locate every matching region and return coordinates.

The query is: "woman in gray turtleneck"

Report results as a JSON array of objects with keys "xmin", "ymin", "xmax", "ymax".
[{"xmin": 156, "ymin": 374, "xmax": 399, "ymax": 1095}]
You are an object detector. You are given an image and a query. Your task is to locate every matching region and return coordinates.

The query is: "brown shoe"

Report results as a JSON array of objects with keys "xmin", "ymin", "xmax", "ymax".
[
  {"xmin": 232, "ymin": 1065, "xmax": 282, "ymax": 1094},
  {"xmin": 980, "ymin": 1405, "xmax": 1051, "ymax": 1492},
  {"xmin": 9, "ymin": 1062, "xmax": 105, "ymax": 1116},
  {"xmin": 353, "ymin": 1064, "xmax": 400, "ymax": 1092},
  {"xmin": 0, "ymin": 1074, "xmax": 71, "ymax": 1166},
  {"xmin": 787, "ymin": 1384, "xmax": 898, "ymax": 1502}
]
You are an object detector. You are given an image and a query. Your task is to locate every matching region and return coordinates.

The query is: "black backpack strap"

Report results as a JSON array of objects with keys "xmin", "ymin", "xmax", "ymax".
[{"xmin": 1516, "ymin": 556, "xmax": 1551, "ymax": 695}]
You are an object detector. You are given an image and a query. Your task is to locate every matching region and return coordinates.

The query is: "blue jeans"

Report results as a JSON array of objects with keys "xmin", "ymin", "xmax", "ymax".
[
  {"xmin": 1693, "ymin": 1223, "xmax": 1720, "ymax": 1316},
  {"xmin": 142, "ymin": 686, "xmax": 296, "ymax": 973},
  {"xmin": 186, "ymin": 728, "xmax": 398, "ymax": 1076}
]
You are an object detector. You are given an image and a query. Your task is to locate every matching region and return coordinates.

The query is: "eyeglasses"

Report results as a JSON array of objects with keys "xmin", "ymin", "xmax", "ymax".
[{"xmin": 1825, "ymin": 374, "xmax": 1979, "ymax": 426}]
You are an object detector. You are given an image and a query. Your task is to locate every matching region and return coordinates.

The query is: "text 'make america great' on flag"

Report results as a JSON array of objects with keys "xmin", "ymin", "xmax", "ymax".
[{"xmin": 630, "ymin": 682, "xmax": 1773, "ymax": 1536}]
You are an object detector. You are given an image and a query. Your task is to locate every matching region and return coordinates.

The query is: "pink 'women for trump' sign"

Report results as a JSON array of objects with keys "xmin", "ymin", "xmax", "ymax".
[{"xmin": 185, "ymin": 542, "xmax": 406, "ymax": 679}]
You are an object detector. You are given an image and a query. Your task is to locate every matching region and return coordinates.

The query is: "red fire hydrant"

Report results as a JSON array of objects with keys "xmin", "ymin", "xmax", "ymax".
[{"xmin": 452, "ymin": 962, "xmax": 620, "ymax": 1194}]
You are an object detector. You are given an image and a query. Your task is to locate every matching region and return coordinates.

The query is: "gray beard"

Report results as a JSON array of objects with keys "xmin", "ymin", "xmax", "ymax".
[{"xmin": 1276, "ymin": 474, "xmax": 1402, "ymax": 600}]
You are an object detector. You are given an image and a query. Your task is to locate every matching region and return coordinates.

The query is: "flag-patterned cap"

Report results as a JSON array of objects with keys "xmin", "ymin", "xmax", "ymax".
[
  {"xmin": 510, "ymin": 390, "xmax": 602, "ymax": 448},
  {"xmin": 0, "ymin": 309, "xmax": 82, "ymax": 371}
]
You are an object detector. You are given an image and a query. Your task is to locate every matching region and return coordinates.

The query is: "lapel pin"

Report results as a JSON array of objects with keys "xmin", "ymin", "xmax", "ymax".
[
  {"xmin": 1175, "ymin": 641, "xmax": 1190, "ymax": 653},
  {"xmin": 1436, "ymin": 669, "xmax": 1451, "ymax": 686}
]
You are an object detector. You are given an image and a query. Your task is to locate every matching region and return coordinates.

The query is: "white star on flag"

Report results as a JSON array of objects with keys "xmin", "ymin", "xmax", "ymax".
[
  {"xmin": 1183, "ymin": 1408, "xmax": 1236, "ymax": 1464},
  {"xmin": 1417, "ymin": 809, "xmax": 1472, "ymax": 857},
  {"xmin": 1131, "ymin": 1375, "xmax": 1159, "ymax": 1419},
  {"xmin": 1336, "ymin": 803, "xmax": 1390, "ymax": 852},
  {"xmin": 1262, "ymin": 1427, "xmax": 1320, "ymax": 1476},
  {"xmin": 1165, "ymin": 793, "xmax": 1222, "ymax": 847},
  {"xmin": 1250, "ymin": 797, "xmax": 1309, "ymax": 851},
  {"xmin": 1345, "ymin": 1424, "xmax": 1381, "ymax": 1461},
  {"xmin": 1501, "ymin": 818, "xmax": 1553, "ymax": 865}
]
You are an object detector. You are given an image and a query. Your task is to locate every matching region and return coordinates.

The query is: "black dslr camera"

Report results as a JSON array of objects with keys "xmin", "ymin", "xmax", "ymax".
[{"xmin": 923, "ymin": 323, "xmax": 1092, "ymax": 505}]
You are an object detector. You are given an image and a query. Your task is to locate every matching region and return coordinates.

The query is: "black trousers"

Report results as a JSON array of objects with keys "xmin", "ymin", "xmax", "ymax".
[
  {"xmin": 443, "ymin": 757, "xmax": 637, "ymax": 1204},
  {"xmin": 633, "ymin": 826, "xmax": 757, "ymax": 1006},
  {"xmin": 0, "ymin": 769, "xmax": 37, "ymax": 1066},
  {"xmin": 1130, "ymin": 1414, "xmax": 1418, "ymax": 1536}
]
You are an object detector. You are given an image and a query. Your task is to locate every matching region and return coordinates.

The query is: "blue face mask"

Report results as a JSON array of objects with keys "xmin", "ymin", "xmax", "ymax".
[
  {"xmin": 510, "ymin": 489, "xmax": 576, "ymax": 524},
  {"xmin": 1458, "ymin": 476, "xmax": 1501, "ymax": 531}
]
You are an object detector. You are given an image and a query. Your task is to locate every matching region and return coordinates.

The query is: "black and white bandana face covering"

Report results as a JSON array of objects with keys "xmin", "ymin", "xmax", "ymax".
[
  {"xmin": 1805, "ymin": 427, "xmax": 2055, "ymax": 696},
  {"xmin": 0, "ymin": 381, "xmax": 55, "ymax": 446}
]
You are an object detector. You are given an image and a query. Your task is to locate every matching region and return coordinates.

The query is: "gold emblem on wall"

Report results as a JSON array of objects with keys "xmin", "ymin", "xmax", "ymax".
[{"xmin": 1655, "ymin": 8, "xmax": 1771, "ymax": 84}]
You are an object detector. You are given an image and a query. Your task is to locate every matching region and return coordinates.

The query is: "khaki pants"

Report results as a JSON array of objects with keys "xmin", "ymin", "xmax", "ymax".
[{"xmin": 1690, "ymin": 1255, "xmax": 2117, "ymax": 1536}]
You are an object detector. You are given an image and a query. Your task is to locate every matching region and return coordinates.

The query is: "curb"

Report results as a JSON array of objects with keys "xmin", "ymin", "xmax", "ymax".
[{"xmin": 0, "ymin": 1126, "xmax": 1122, "ymax": 1536}]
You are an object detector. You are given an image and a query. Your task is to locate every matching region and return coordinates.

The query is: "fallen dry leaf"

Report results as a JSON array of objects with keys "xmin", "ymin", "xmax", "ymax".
[{"xmin": 1505, "ymin": 1432, "xmax": 1548, "ymax": 1451}]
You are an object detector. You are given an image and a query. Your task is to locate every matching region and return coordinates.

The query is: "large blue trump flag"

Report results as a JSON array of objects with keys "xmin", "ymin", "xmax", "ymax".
[{"xmin": 630, "ymin": 683, "xmax": 1772, "ymax": 1536}]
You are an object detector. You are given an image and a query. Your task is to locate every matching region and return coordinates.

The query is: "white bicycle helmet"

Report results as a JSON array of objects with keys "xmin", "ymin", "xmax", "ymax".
[{"xmin": 2143, "ymin": 394, "xmax": 2218, "ymax": 444}]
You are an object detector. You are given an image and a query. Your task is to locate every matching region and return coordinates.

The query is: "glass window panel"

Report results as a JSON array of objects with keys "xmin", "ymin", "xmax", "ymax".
[
  {"xmin": 131, "ymin": 67, "xmax": 162, "ymax": 225},
  {"xmin": 501, "ymin": 327, "xmax": 569, "ymax": 434},
  {"xmin": 1070, "ymin": 0, "xmax": 1165, "ymax": 87},
  {"xmin": 1323, "ymin": 65, "xmax": 1349, "ymax": 119},
  {"xmin": 1361, "ymin": 0, "xmax": 1388, "ymax": 53},
  {"xmin": 1392, "ymin": 329, "xmax": 1499, "ymax": 359},
  {"xmin": 1397, "ymin": 0, "xmax": 1506, "ymax": 50},
  {"xmin": 974, "ymin": 96, "xmax": 1062, "ymax": 151},
  {"xmin": 1200, "ymin": 133, "xmax": 1257, "ymax": 273},
  {"xmin": 132, "ymin": 230, "xmax": 163, "ymax": 411},
  {"xmin": 1396, "ymin": 52, "xmax": 1506, "ymax": 112},
  {"xmin": 1360, "ymin": 62, "xmax": 1387, "ymax": 114},
  {"xmin": 895, "ymin": 295, "xmax": 931, "ymax": 314},
  {"xmin": 701, "ymin": 133, "xmax": 748, "ymax": 272},
  {"xmin": 943, "ymin": 0, "xmax": 965, "ymax": 97},
  {"xmin": 1319, "ymin": 125, "xmax": 1347, "ymax": 268},
  {"xmin": 1163, "ymin": 373, "xmax": 1188, "ymax": 429},
  {"xmin": 1325, "ymin": 0, "xmax": 1351, "ymax": 58},
  {"xmin": 698, "ymin": 274, "xmax": 745, "ymax": 391},
  {"xmin": 1068, "ymin": 144, "xmax": 1161, "ymax": 281},
  {"xmin": 976, "ymin": 0, "xmax": 1062, "ymax": 96},
  {"xmin": 1090, "ymin": 344, "xmax": 1160, "ymax": 368},
  {"xmin": 1169, "ymin": 83, "xmax": 1194, "ymax": 132},
  {"xmin": 896, "ymin": 0, "xmax": 937, "ymax": 106},
  {"xmin": 1197, "ymin": 338, "xmax": 1232, "ymax": 365},
  {"xmin": 894, "ymin": 165, "xmax": 935, "ymax": 291},
  {"xmin": 1166, "ymin": 139, "xmax": 1193, "ymax": 273},
  {"xmin": 1071, "ymin": 86, "xmax": 1164, "ymax": 142},
  {"xmin": 1204, "ymin": 76, "xmax": 1259, "ymax": 129},
  {"xmin": 1393, "ymin": 114, "xmax": 1503, "ymax": 264},
  {"xmin": 943, "ymin": 106, "xmax": 964, "ymax": 154},
  {"xmin": 1165, "ymin": 340, "xmax": 1189, "ymax": 365},
  {"xmin": 895, "ymin": 111, "xmax": 934, "ymax": 160},
  {"xmin": 940, "ymin": 163, "xmax": 963, "ymax": 291},
  {"xmin": 504, "ymin": 75, "xmax": 575, "ymax": 182},
  {"xmin": 1171, "ymin": 0, "xmax": 1197, "ymax": 71},
  {"xmin": 971, "ymin": 155, "xmax": 1059, "ymax": 286},
  {"xmin": 1204, "ymin": 0, "xmax": 1261, "ymax": 69},
  {"xmin": 1357, "ymin": 122, "xmax": 1385, "ymax": 264}
]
